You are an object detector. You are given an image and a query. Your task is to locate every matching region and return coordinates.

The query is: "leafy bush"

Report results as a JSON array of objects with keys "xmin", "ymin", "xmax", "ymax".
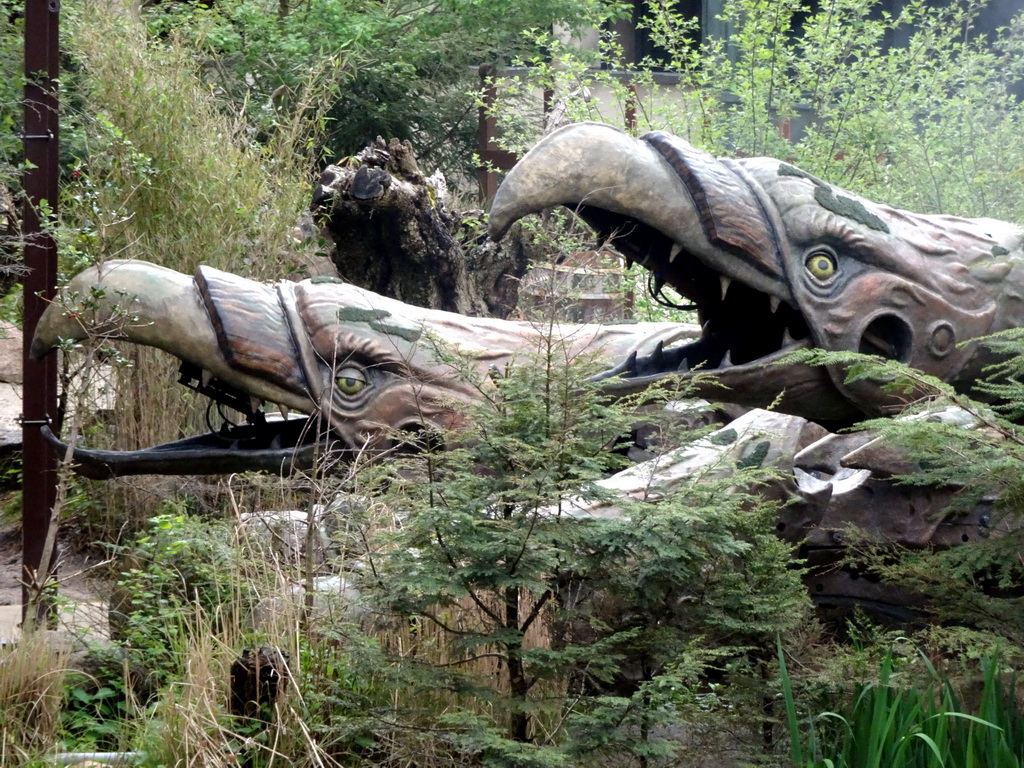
[
  {"xmin": 495, "ymin": 0, "xmax": 1024, "ymax": 221},
  {"xmin": 0, "ymin": 2, "xmax": 24, "ymax": 171},
  {"xmin": 107, "ymin": 508, "xmax": 245, "ymax": 692},
  {"xmin": 63, "ymin": 3, "xmax": 316, "ymax": 279},
  {"xmin": 142, "ymin": 0, "xmax": 621, "ymax": 177},
  {"xmin": 348, "ymin": 330, "xmax": 809, "ymax": 765}
]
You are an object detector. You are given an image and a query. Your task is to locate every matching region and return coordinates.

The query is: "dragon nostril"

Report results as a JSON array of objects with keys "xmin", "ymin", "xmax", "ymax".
[
  {"xmin": 859, "ymin": 314, "xmax": 912, "ymax": 363},
  {"xmin": 394, "ymin": 423, "xmax": 444, "ymax": 454}
]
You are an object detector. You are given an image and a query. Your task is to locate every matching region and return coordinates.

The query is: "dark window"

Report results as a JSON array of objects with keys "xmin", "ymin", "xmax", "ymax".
[{"xmin": 607, "ymin": 0, "xmax": 703, "ymax": 70}]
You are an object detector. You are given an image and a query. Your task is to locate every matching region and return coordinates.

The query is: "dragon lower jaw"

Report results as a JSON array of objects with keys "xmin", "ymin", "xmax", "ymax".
[{"xmin": 41, "ymin": 413, "xmax": 326, "ymax": 479}]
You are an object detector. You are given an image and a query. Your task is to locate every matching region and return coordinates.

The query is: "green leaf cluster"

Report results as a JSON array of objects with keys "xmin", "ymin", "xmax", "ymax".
[
  {"xmin": 780, "ymin": 343, "xmax": 1024, "ymax": 643},
  {"xmin": 106, "ymin": 507, "xmax": 250, "ymax": 694},
  {"xmin": 0, "ymin": 2, "xmax": 24, "ymax": 171},
  {"xmin": 495, "ymin": 0, "xmax": 1024, "ymax": 222}
]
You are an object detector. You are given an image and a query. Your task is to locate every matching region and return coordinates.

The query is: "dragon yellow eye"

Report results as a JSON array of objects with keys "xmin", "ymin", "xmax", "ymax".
[
  {"xmin": 336, "ymin": 367, "xmax": 367, "ymax": 396},
  {"xmin": 805, "ymin": 251, "xmax": 837, "ymax": 281}
]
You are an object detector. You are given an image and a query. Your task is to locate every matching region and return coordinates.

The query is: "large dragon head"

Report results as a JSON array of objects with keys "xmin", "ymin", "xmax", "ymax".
[
  {"xmin": 30, "ymin": 260, "xmax": 694, "ymax": 477},
  {"xmin": 489, "ymin": 123, "xmax": 1024, "ymax": 422}
]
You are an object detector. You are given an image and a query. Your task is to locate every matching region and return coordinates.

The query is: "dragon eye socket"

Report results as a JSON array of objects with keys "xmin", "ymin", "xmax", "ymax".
[
  {"xmin": 805, "ymin": 250, "xmax": 837, "ymax": 281},
  {"xmin": 336, "ymin": 367, "xmax": 367, "ymax": 396}
]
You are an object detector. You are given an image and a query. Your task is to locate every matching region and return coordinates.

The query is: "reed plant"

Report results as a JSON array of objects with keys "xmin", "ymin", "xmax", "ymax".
[
  {"xmin": 56, "ymin": 0, "xmax": 334, "ymax": 530},
  {"xmin": 781, "ymin": 639, "xmax": 1024, "ymax": 768}
]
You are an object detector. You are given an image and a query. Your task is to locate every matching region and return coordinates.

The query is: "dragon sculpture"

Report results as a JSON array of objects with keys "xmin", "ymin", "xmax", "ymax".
[
  {"xmin": 491, "ymin": 123, "xmax": 1024, "ymax": 423},
  {"xmin": 29, "ymin": 123, "xmax": 1024, "ymax": 616}
]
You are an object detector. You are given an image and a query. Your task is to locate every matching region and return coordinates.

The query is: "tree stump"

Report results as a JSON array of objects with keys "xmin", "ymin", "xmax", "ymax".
[{"xmin": 230, "ymin": 645, "xmax": 289, "ymax": 723}]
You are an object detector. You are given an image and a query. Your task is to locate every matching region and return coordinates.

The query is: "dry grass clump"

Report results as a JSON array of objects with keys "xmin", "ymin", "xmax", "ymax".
[
  {"xmin": 137, "ymin": 607, "xmax": 248, "ymax": 768},
  {"xmin": 66, "ymin": 0, "xmax": 321, "ymax": 280},
  {"xmin": 0, "ymin": 631, "xmax": 71, "ymax": 763}
]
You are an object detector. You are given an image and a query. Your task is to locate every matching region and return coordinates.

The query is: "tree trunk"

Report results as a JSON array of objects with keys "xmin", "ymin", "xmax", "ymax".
[{"xmin": 505, "ymin": 584, "xmax": 531, "ymax": 743}]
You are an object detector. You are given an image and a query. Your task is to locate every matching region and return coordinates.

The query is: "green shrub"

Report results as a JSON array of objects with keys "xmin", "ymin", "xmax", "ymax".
[
  {"xmin": 495, "ymin": 0, "xmax": 1024, "ymax": 221},
  {"xmin": 349, "ymin": 330, "xmax": 809, "ymax": 765},
  {"xmin": 107, "ymin": 508, "xmax": 245, "ymax": 691},
  {"xmin": 141, "ymin": 0, "xmax": 620, "ymax": 177}
]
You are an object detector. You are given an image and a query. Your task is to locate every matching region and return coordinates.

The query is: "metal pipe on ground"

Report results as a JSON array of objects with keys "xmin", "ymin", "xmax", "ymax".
[{"xmin": 50, "ymin": 754, "xmax": 144, "ymax": 766}]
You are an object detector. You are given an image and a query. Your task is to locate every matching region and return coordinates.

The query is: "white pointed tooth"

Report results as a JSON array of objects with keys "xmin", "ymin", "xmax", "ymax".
[
  {"xmin": 278, "ymin": 404, "xmax": 290, "ymax": 421},
  {"xmin": 721, "ymin": 350, "xmax": 733, "ymax": 367},
  {"xmin": 720, "ymin": 275, "xmax": 731, "ymax": 302},
  {"xmin": 782, "ymin": 328, "xmax": 797, "ymax": 347},
  {"xmin": 669, "ymin": 243, "xmax": 683, "ymax": 263},
  {"xmin": 250, "ymin": 396, "xmax": 263, "ymax": 413},
  {"xmin": 201, "ymin": 369, "xmax": 214, "ymax": 387},
  {"xmin": 769, "ymin": 296, "xmax": 781, "ymax": 314}
]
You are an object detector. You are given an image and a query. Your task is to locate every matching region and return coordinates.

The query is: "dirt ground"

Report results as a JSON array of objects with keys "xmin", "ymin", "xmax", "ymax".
[{"xmin": 0, "ymin": 514, "xmax": 112, "ymax": 638}]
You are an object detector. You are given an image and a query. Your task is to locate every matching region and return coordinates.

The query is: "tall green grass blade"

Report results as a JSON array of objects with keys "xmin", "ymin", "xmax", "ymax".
[
  {"xmin": 931, "ymin": 711, "xmax": 1004, "ymax": 730},
  {"xmin": 777, "ymin": 636, "xmax": 806, "ymax": 766},
  {"xmin": 904, "ymin": 731, "xmax": 945, "ymax": 767},
  {"xmin": 812, "ymin": 650, "xmax": 1024, "ymax": 768}
]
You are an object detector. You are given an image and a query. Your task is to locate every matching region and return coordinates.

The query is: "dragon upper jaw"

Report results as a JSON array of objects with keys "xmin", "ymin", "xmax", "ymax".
[
  {"xmin": 31, "ymin": 261, "xmax": 312, "ymax": 414},
  {"xmin": 489, "ymin": 123, "xmax": 793, "ymax": 302}
]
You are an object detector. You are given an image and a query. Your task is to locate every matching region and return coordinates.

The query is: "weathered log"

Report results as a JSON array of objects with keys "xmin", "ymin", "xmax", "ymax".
[{"xmin": 312, "ymin": 137, "xmax": 531, "ymax": 317}]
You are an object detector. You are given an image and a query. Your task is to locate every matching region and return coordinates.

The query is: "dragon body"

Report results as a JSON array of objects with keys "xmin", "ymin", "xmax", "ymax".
[{"xmin": 30, "ymin": 125, "xmax": 1024, "ymax": 614}]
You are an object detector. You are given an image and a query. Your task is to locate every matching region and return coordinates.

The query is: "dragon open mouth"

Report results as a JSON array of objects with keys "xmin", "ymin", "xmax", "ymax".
[{"xmin": 577, "ymin": 210, "xmax": 814, "ymax": 385}]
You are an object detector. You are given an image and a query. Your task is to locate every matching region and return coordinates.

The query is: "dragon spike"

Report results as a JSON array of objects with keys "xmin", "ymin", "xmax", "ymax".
[
  {"xmin": 625, "ymin": 350, "xmax": 638, "ymax": 376},
  {"xmin": 652, "ymin": 340, "xmax": 665, "ymax": 367}
]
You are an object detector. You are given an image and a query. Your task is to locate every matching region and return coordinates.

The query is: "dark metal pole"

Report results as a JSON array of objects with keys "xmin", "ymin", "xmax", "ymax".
[
  {"xmin": 22, "ymin": 0, "xmax": 60, "ymax": 625},
  {"xmin": 476, "ymin": 65, "xmax": 517, "ymax": 204}
]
